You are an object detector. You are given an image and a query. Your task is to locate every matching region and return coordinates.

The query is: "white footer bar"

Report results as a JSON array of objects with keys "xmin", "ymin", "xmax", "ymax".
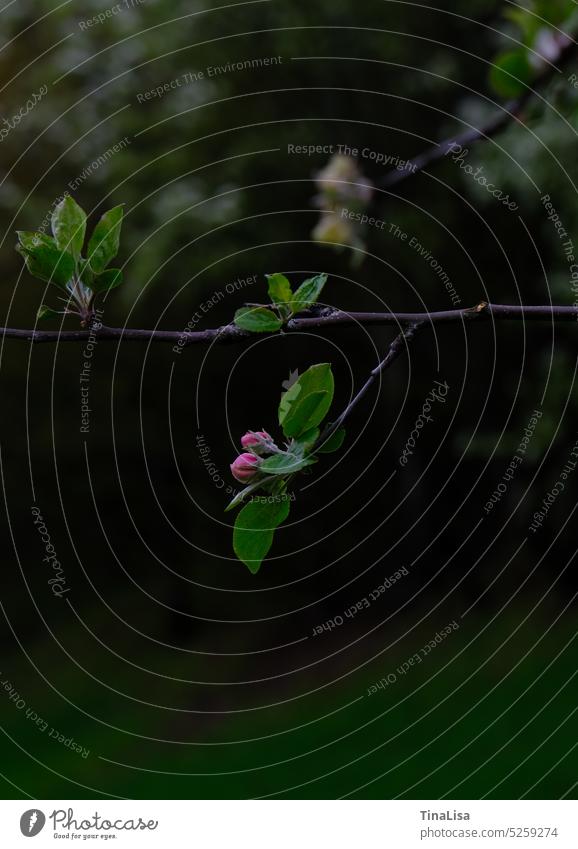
[{"xmin": 0, "ymin": 800, "xmax": 576, "ymax": 849}]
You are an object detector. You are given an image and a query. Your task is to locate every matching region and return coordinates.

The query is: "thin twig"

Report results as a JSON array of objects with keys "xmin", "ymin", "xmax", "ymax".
[
  {"xmin": 379, "ymin": 35, "xmax": 578, "ymax": 190},
  {"xmin": 317, "ymin": 322, "xmax": 426, "ymax": 449},
  {"xmin": 1, "ymin": 303, "xmax": 578, "ymax": 346},
  {"xmin": 4, "ymin": 39, "xmax": 576, "ymax": 348}
]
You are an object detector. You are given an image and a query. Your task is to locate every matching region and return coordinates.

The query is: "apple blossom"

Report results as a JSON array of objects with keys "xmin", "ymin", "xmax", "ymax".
[{"xmin": 230, "ymin": 452, "xmax": 261, "ymax": 483}]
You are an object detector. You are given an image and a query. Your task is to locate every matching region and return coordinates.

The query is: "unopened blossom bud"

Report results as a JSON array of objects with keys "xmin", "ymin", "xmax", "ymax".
[
  {"xmin": 241, "ymin": 430, "xmax": 273, "ymax": 454},
  {"xmin": 230, "ymin": 452, "xmax": 261, "ymax": 483}
]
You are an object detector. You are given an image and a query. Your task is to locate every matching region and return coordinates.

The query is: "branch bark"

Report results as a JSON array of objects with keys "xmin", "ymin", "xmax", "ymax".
[
  {"xmin": 1, "ymin": 303, "xmax": 577, "ymax": 346},
  {"xmin": 318, "ymin": 321, "xmax": 426, "ymax": 448},
  {"xmin": 379, "ymin": 34, "xmax": 578, "ymax": 190},
  {"xmin": 4, "ymin": 36, "xmax": 576, "ymax": 349}
]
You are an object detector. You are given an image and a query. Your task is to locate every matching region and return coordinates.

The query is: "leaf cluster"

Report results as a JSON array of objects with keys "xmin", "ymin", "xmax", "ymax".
[
  {"xmin": 229, "ymin": 363, "xmax": 345, "ymax": 573},
  {"xmin": 233, "ymin": 272, "xmax": 327, "ymax": 333},
  {"xmin": 16, "ymin": 196, "xmax": 124, "ymax": 323}
]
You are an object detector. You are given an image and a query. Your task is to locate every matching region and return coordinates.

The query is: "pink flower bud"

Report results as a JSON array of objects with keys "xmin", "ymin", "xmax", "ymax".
[
  {"xmin": 241, "ymin": 430, "xmax": 272, "ymax": 451},
  {"xmin": 230, "ymin": 452, "xmax": 261, "ymax": 483}
]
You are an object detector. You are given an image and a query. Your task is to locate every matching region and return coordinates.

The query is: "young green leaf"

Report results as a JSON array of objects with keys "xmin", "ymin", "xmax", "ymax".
[
  {"xmin": 504, "ymin": 8, "xmax": 540, "ymax": 43},
  {"xmin": 317, "ymin": 427, "xmax": 346, "ymax": 454},
  {"xmin": 259, "ymin": 453, "xmax": 316, "ymax": 475},
  {"xmin": 90, "ymin": 268, "xmax": 123, "ymax": 294},
  {"xmin": 267, "ymin": 273, "xmax": 293, "ymax": 306},
  {"xmin": 17, "ymin": 231, "xmax": 55, "ymax": 251},
  {"xmin": 281, "ymin": 392, "xmax": 327, "ymax": 438},
  {"xmin": 279, "ymin": 363, "xmax": 334, "ymax": 438},
  {"xmin": 532, "ymin": 1, "xmax": 571, "ymax": 27},
  {"xmin": 52, "ymin": 196, "xmax": 86, "ymax": 261},
  {"xmin": 225, "ymin": 480, "xmax": 265, "ymax": 513},
  {"xmin": 87, "ymin": 205, "xmax": 124, "ymax": 273},
  {"xmin": 291, "ymin": 427, "xmax": 320, "ymax": 455},
  {"xmin": 36, "ymin": 305, "xmax": 63, "ymax": 321},
  {"xmin": 17, "ymin": 242, "xmax": 75, "ymax": 289},
  {"xmin": 290, "ymin": 273, "xmax": 327, "ymax": 314},
  {"xmin": 234, "ymin": 307, "xmax": 283, "ymax": 333},
  {"xmin": 489, "ymin": 50, "xmax": 532, "ymax": 99},
  {"xmin": 78, "ymin": 258, "xmax": 95, "ymax": 287},
  {"xmin": 233, "ymin": 498, "xmax": 291, "ymax": 573}
]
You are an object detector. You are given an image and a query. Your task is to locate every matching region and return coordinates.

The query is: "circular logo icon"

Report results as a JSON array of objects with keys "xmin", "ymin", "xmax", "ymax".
[{"xmin": 20, "ymin": 810, "xmax": 46, "ymax": 837}]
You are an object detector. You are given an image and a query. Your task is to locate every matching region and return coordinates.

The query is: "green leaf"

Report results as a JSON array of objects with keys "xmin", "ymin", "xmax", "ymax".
[
  {"xmin": 267, "ymin": 273, "xmax": 293, "ymax": 306},
  {"xmin": 317, "ymin": 427, "xmax": 346, "ymax": 454},
  {"xmin": 281, "ymin": 391, "xmax": 327, "ymax": 437},
  {"xmin": 259, "ymin": 453, "xmax": 316, "ymax": 475},
  {"xmin": 90, "ymin": 268, "xmax": 123, "ymax": 294},
  {"xmin": 225, "ymin": 480, "xmax": 265, "ymax": 513},
  {"xmin": 489, "ymin": 50, "xmax": 532, "ymax": 99},
  {"xmin": 17, "ymin": 242, "xmax": 75, "ymax": 290},
  {"xmin": 279, "ymin": 363, "xmax": 334, "ymax": 438},
  {"xmin": 78, "ymin": 258, "xmax": 94, "ymax": 287},
  {"xmin": 52, "ymin": 196, "xmax": 86, "ymax": 261},
  {"xmin": 36, "ymin": 305, "xmax": 63, "ymax": 321},
  {"xmin": 291, "ymin": 427, "xmax": 320, "ymax": 455},
  {"xmin": 503, "ymin": 9, "xmax": 538, "ymax": 43},
  {"xmin": 533, "ymin": 1, "xmax": 574, "ymax": 26},
  {"xmin": 290, "ymin": 273, "xmax": 327, "ymax": 314},
  {"xmin": 87, "ymin": 205, "xmax": 124, "ymax": 273},
  {"xmin": 17, "ymin": 231, "xmax": 55, "ymax": 251},
  {"xmin": 233, "ymin": 498, "xmax": 291, "ymax": 573},
  {"xmin": 234, "ymin": 307, "xmax": 283, "ymax": 333}
]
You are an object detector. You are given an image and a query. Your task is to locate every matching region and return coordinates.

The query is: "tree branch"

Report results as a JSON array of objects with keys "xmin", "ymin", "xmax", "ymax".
[
  {"xmin": 2, "ymin": 303, "xmax": 577, "ymax": 346},
  {"xmin": 5, "ymin": 37, "xmax": 576, "ymax": 350},
  {"xmin": 379, "ymin": 34, "xmax": 578, "ymax": 190},
  {"xmin": 318, "ymin": 321, "xmax": 426, "ymax": 448}
]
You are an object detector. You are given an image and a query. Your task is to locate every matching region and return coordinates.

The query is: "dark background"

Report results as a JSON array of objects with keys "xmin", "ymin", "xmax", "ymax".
[{"xmin": 0, "ymin": 0, "xmax": 577, "ymax": 798}]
